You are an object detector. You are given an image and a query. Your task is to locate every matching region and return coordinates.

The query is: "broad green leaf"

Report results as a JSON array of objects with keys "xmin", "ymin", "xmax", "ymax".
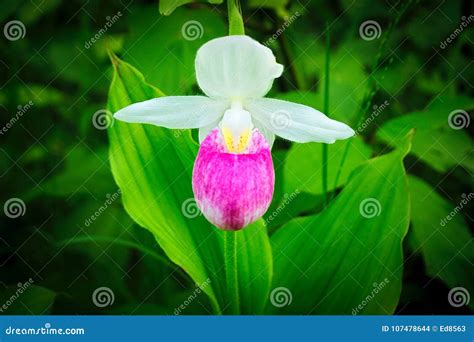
[
  {"xmin": 270, "ymin": 133, "xmax": 412, "ymax": 314},
  {"xmin": 107, "ymin": 54, "xmax": 272, "ymax": 314},
  {"xmin": 283, "ymin": 137, "xmax": 372, "ymax": 195},
  {"xmin": 159, "ymin": 0, "xmax": 223, "ymax": 15},
  {"xmin": 408, "ymin": 175, "xmax": 474, "ymax": 309},
  {"xmin": 377, "ymin": 95, "xmax": 474, "ymax": 173}
]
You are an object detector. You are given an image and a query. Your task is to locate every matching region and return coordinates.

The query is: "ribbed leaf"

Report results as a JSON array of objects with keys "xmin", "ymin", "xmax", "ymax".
[
  {"xmin": 270, "ymin": 133, "xmax": 412, "ymax": 314},
  {"xmin": 106, "ymin": 54, "xmax": 272, "ymax": 314}
]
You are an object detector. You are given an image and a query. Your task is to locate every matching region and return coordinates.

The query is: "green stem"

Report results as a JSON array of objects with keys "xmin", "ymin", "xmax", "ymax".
[
  {"xmin": 321, "ymin": 23, "xmax": 330, "ymax": 207},
  {"xmin": 224, "ymin": 232, "xmax": 240, "ymax": 314},
  {"xmin": 227, "ymin": 0, "xmax": 245, "ymax": 35}
]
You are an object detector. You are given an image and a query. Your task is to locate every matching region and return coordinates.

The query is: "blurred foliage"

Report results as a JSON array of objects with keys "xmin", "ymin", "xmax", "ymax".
[{"xmin": 0, "ymin": 0, "xmax": 472, "ymax": 315}]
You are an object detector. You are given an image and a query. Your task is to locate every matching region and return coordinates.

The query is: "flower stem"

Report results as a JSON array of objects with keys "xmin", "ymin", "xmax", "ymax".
[
  {"xmin": 224, "ymin": 232, "xmax": 240, "ymax": 314},
  {"xmin": 227, "ymin": 0, "xmax": 245, "ymax": 35},
  {"xmin": 321, "ymin": 22, "xmax": 330, "ymax": 207}
]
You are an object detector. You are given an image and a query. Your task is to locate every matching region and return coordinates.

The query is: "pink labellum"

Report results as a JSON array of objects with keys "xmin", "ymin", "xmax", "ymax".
[{"xmin": 192, "ymin": 129, "xmax": 274, "ymax": 230}]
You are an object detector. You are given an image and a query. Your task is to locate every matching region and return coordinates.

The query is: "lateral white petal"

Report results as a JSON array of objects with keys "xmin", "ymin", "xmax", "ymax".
[
  {"xmin": 198, "ymin": 118, "xmax": 221, "ymax": 143},
  {"xmin": 114, "ymin": 96, "xmax": 229, "ymax": 129},
  {"xmin": 195, "ymin": 35, "xmax": 283, "ymax": 99},
  {"xmin": 252, "ymin": 117, "xmax": 276, "ymax": 147},
  {"xmin": 246, "ymin": 98, "xmax": 355, "ymax": 144}
]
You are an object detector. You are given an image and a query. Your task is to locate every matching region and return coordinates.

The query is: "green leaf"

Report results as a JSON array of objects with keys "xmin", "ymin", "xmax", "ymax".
[
  {"xmin": 159, "ymin": 0, "xmax": 224, "ymax": 16},
  {"xmin": 408, "ymin": 175, "xmax": 474, "ymax": 309},
  {"xmin": 377, "ymin": 95, "xmax": 474, "ymax": 173},
  {"xmin": 270, "ymin": 133, "xmax": 413, "ymax": 314},
  {"xmin": 283, "ymin": 137, "xmax": 372, "ymax": 195},
  {"xmin": 106, "ymin": 54, "xmax": 272, "ymax": 314}
]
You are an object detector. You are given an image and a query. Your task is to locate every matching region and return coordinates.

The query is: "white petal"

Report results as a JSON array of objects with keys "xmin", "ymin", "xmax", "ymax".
[
  {"xmin": 252, "ymin": 118, "xmax": 276, "ymax": 147},
  {"xmin": 245, "ymin": 98, "xmax": 355, "ymax": 144},
  {"xmin": 198, "ymin": 118, "xmax": 220, "ymax": 143},
  {"xmin": 195, "ymin": 36, "xmax": 283, "ymax": 99},
  {"xmin": 114, "ymin": 96, "xmax": 229, "ymax": 129}
]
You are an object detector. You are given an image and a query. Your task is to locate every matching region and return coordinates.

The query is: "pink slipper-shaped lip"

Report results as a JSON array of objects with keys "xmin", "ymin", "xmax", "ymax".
[{"xmin": 192, "ymin": 128, "xmax": 274, "ymax": 230}]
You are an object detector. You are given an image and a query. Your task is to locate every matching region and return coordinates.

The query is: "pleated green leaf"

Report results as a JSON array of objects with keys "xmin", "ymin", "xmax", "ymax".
[
  {"xmin": 408, "ymin": 175, "xmax": 474, "ymax": 309},
  {"xmin": 270, "ymin": 133, "xmax": 413, "ymax": 314},
  {"xmin": 106, "ymin": 54, "xmax": 272, "ymax": 314}
]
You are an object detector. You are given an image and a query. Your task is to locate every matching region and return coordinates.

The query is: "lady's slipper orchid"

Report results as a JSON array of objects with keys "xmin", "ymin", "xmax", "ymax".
[{"xmin": 114, "ymin": 35, "xmax": 354, "ymax": 230}]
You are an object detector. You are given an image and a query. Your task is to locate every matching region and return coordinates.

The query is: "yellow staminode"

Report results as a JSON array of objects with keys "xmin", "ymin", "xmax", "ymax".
[{"xmin": 222, "ymin": 127, "xmax": 251, "ymax": 153}]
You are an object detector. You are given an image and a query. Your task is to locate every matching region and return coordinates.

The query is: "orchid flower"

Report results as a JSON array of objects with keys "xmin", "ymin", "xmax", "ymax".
[{"xmin": 114, "ymin": 35, "xmax": 354, "ymax": 230}]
